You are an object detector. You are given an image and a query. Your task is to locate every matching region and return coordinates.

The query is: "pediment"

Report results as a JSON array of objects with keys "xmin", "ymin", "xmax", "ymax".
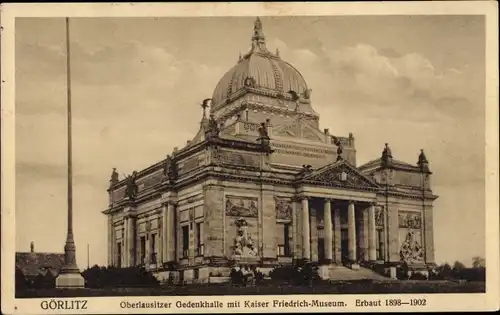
[
  {"xmin": 301, "ymin": 124, "xmax": 323, "ymax": 142},
  {"xmin": 274, "ymin": 121, "xmax": 299, "ymax": 138},
  {"xmin": 301, "ymin": 160, "xmax": 380, "ymax": 190},
  {"xmin": 273, "ymin": 119, "xmax": 324, "ymax": 142}
]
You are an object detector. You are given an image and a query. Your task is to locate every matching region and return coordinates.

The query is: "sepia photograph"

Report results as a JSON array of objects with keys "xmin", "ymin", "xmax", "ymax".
[{"xmin": 1, "ymin": 2, "xmax": 499, "ymax": 314}]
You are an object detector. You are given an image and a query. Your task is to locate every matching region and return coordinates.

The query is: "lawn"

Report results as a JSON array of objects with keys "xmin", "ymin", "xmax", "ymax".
[{"xmin": 16, "ymin": 280, "xmax": 486, "ymax": 298}]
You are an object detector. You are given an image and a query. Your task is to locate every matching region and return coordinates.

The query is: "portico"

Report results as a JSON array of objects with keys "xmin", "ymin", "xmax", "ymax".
[{"xmin": 297, "ymin": 195, "xmax": 379, "ymax": 267}]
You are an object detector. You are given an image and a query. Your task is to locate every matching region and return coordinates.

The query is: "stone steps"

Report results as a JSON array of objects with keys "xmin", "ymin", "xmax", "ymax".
[{"xmin": 327, "ymin": 266, "xmax": 390, "ymax": 281}]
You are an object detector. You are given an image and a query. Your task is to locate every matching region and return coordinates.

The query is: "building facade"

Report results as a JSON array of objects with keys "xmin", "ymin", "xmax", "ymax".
[{"xmin": 102, "ymin": 18, "xmax": 438, "ymax": 283}]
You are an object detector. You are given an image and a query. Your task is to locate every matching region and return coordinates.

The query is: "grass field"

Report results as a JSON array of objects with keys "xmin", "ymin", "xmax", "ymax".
[{"xmin": 16, "ymin": 280, "xmax": 486, "ymax": 298}]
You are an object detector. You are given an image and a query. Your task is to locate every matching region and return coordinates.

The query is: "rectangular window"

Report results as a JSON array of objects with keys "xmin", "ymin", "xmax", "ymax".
[
  {"xmin": 182, "ymin": 225, "xmax": 189, "ymax": 258},
  {"xmin": 284, "ymin": 223, "xmax": 291, "ymax": 257},
  {"xmin": 377, "ymin": 229, "xmax": 384, "ymax": 260},
  {"xmin": 195, "ymin": 222, "xmax": 204, "ymax": 256},
  {"xmin": 150, "ymin": 233, "xmax": 157, "ymax": 264},
  {"xmin": 116, "ymin": 242, "xmax": 122, "ymax": 268},
  {"xmin": 140, "ymin": 236, "xmax": 146, "ymax": 265}
]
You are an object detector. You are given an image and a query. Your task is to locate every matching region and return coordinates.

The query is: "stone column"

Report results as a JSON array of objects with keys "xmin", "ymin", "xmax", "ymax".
[
  {"xmin": 347, "ymin": 201, "xmax": 357, "ymax": 262},
  {"xmin": 161, "ymin": 204, "xmax": 168, "ymax": 264},
  {"xmin": 301, "ymin": 197, "xmax": 310, "ymax": 262},
  {"xmin": 310, "ymin": 207, "xmax": 318, "ymax": 262},
  {"xmin": 368, "ymin": 203, "xmax": 377, "ymax": 261},
  {"xmin": 333, "ymin": 208, "xmax": 341, "ymax": 264},
  {"xmin": 323, "ymin": 199, "xmax": 333, "ymax": 264},
  {"xmin": 166, "ymin": 202, "xmax": 176, "ymax": 262}
]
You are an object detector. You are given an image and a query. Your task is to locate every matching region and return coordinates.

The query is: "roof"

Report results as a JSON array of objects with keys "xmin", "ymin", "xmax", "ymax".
[
  {"xmin": 359, "ymin": 157, "xmax": 424, "ymax": 173},
  {"xmin": 211, "ymin": 18, "xmax": 309, "ymax": 107},
  {"xmin": 15, "ymin": 252, "xmax": 65, "ymax": 278}
]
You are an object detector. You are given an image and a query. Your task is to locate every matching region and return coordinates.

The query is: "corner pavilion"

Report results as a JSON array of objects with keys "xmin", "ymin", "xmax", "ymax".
[{"xmin": 103, "ymin": 18, "xmax": 438, "ymax": 283}]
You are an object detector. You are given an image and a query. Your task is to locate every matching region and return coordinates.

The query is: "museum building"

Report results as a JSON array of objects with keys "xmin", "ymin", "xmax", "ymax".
[{"xmin": 102, "ymin": 18, "xmax": 438, "ymax": 283}]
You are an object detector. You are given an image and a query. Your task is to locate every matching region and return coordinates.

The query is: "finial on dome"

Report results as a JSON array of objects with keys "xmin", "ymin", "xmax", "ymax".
[
  {"xmin": 276, "ymin": 48, "xmax": 280, "ymax": 57},
  {"xmin": 238, "ymin": 52, "xmax": 242, "ymax": 61},
  {"xmin": 251, "ymin": 17, "xmax": 268, "ymax": 53}
]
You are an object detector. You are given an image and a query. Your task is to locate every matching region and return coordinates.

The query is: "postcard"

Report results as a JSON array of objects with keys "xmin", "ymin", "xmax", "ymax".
[{"xmin": 1, "ymin": 1, "xmax": 498, "ymax": 314}]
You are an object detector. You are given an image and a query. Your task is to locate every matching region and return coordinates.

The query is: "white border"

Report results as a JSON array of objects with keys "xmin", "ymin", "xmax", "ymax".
[{"xmin": 1, "ymin": 2, "xmax": 498, "ymax": 314}]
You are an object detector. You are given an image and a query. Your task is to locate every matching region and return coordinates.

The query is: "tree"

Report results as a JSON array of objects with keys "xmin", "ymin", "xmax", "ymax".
[
  {"xmin": 453, "ymin": 261, "xmax": 466, "ymax": 270},
  {"xmin": 472, "ymin": 256, "xmax": 485, "ymax": 269},
  {"xmin": 438, "ymin": 263, "xmax": 452, "ymax": 279}
]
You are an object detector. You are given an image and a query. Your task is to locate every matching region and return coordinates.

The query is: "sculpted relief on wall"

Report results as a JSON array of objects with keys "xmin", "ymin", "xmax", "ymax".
[
  {"xmin": 375, "ymin": 206, "xmax": 384, "ymax": 227},
  {"xmin": 217, "ymin": 150, "xmax": 260, "ymax": 168},
  {"xmin": 232, "ymin": 218, "xmax": 258, "ymax": 257},
  {"xmin": 398, "ymin": 211, "xmax": 424, "ymax": 264},
  {"xmin": 275, "ymin": 197, "xmax": 293, "ymax": 220},
  {"xmin": 225, "ymin": 195, "xmax": 258, "ymax": 218},
  {"xmin": 398, "ymin": 212, "xmax": 422, "ymax": 229}
]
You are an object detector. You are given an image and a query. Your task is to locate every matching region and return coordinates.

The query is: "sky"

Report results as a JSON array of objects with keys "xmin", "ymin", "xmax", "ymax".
[{"xmin": 15, "ymin": 16, "xmax": 486, "ymax": 269}]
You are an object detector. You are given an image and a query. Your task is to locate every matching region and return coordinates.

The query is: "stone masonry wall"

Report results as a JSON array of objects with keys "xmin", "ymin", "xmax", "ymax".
[{"xmin": 203, "ymin": 183, "xmax": 225, "ymax": 258}]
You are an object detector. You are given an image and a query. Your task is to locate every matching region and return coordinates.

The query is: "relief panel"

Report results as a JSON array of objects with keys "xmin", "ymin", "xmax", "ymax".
[
  {"xmin": 275, "ymin": 197, "xmax": 293, "ymax": 220},
  {"xmin": 225, "ymin": 195, "xmax": 258, "ymax": 218},
  {"xmin": 227, "ymin": 217, "xmax": 259, "ymax": 258},
  {"xmin": 398, "ymin": 211, "xmax": 424, "ymax": 264}
]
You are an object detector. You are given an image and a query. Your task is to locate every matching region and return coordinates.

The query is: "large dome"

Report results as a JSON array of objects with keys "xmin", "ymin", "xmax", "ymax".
[{"xmin": 211, "ymin": 18, "xmax": 309, "ymax": 107}]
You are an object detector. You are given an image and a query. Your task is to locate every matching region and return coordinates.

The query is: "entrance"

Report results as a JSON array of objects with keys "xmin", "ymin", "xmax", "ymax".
[
  {"xmin": 341, "ymin": 228, "xmax": 349, "ymax": 264},
  {"xmin": 318, "ymin": 238, "xmax": 325, "ymax": 262}
]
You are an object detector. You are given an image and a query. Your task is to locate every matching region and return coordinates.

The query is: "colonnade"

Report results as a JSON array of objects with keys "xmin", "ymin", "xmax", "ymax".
[{"xmin": 300, "ymin": 198, "xmax": 378, "ymax": 263}]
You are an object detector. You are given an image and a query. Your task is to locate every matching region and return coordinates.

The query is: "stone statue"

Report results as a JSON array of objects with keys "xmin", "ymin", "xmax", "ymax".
[
  {"xmin": 124, "ymin": 171, "xmax": 138, "ymax": 200},
  {"xmin": 303, "ymin": 89, "xmax": 312, "ymax": 99},
  {"xmin": 109, "ymin": 168, "xmax": 119, "ymax": 187},
  {"xmin": 298, "ymin": 164, "xmax": 313, "ymax": 177},
  {"xmin": 206, "ymin": 114, "xmax": 220, "ymax": 138},
  {"xmin": 332, "ymin": 136, "xmax": 344, "ymax": 161},
  {"xmin": 382, "ymin": 143, "xmax": 393, "ymax": 166},
  {"xmin": 244, "ymin": 76, "xmax": 255, "ymax": 88},
  {"xmin": 233, "ymin": 219, "xmax": 257, "ymax": 257},
  {"xmin": 257, "ymin": 122, "xmax": 269, "ymax": 139},
  {"xmin": 163, "ymin": 154, "xmax": 177, "ymax": 182},
  {"xmin": 399, "ymin": 231, "xmax": 424, "ymax": 264}
]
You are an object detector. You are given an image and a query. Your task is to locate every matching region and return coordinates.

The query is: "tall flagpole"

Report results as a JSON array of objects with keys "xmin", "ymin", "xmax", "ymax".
[{"xmin": 56, "ymin": 17, "xmax": 85, "ymax": 288}]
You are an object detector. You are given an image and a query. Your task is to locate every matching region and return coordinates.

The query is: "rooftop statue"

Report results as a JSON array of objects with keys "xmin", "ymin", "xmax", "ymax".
[
  {"xmin": 332, "ymin": 136, "xmax": 344, "ymax": 161},
  {"xmin": 124, "ymin": 171, "xmax": 138, "ymax": 200}
]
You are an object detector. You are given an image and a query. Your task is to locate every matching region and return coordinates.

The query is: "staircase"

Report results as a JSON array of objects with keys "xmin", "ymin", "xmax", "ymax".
[{"xmin": 322, "ymin": 265, "xmax": 390, "ymax": 281}]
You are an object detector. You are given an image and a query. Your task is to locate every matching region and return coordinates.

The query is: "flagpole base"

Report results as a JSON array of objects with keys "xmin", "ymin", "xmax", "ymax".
[{"xmin": 55, "ymin": 272, "xmax": 85, "ymax": 289}]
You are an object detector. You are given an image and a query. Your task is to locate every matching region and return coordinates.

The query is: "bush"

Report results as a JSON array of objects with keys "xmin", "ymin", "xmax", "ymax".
[
  {"xmin": 230, "ymin": 268, "xmax": 244, "ymax": 286},
  {"xmin": 16, "ymin": 267, "xmax": 29, "ymax": 291},
  {"xmin": 409, "ymin": 272, "xmax": 428, "ymax": 280},
  {"xmin": 269, "ymin": 263, "xmax": 321, "ymax": 285},
  {"xmin": 82, "ymin": 265, "xmax": 160, "ymax": 288}
]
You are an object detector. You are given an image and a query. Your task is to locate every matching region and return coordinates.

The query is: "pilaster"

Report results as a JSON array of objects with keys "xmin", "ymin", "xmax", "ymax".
[
  {"xmin": 301, "ymin": 197, "xmax": 311, "ymax": 262},
  {"xmin": 203, "ymin": 184, "xmax": 224, "ymax": 258},
  {"xmin": 262, "ymin": 185, "xmax": 277, "ymax": 260},
  {"xmin": 424, "ymin": 205, "xmax": 435, "ymax": 264},
  {"xmin": 368, "ymin": 203, "xmax": 377, "ymax": 261}
]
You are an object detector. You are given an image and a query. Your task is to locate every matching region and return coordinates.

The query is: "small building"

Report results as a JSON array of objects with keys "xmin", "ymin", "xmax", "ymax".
[
  {"xmin": 15, "ymin": 242, "xmax": 65, "ymax": 288},
  {"xmin": 103, "ymin": 17, "xmax": 438, "ymax": 284}
]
